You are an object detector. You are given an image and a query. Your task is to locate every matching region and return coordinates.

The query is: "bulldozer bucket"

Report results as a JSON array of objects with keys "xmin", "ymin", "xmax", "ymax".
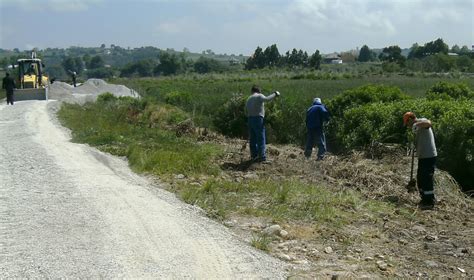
[{"xmin": 13, "ymin": 87, "xmax": 48, "ymax": 101}]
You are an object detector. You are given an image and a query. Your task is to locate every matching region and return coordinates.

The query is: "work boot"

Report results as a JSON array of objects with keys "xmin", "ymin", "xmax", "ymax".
[{"xmin": 418, "ymin": 199, "xmax": 435, "ymax": 210}]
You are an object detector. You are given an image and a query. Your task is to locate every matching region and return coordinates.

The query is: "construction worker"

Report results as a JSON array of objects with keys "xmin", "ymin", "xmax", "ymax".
[
  {"xmin": 245, "ymin": 85, "xmax": 280, "ymax": 162},
  {"xmin": 2, "ymin": 72, "xmax": 16, "ymax": 105},
  {"xmin": 25, "ymin": 64, "xmax": 36, "ymax": 75},
  {"xmin": 305, "ymin": 98, "xmax": 330, "ymax": 160},
  {"xmin": 72, "ymin": 71, "xmax": 77, "ymax": 87},
  {"xmin": 403, "ymin": 112, "xmax": 437, "ymax": 209}
]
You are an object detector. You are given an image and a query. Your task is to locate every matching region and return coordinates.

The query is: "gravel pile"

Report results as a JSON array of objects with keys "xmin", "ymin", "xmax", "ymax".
[{"xmin": 48, "ymin": 79, "xmax": 139, "ymax": 104}]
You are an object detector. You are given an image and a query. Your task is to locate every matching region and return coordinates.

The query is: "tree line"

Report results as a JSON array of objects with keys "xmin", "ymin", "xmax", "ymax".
[
  {"xmin": 366, "ymin": 38, "xmax": 474, "ymax": 72},
  {"xmin": 1, "ymin": 38, "xmax": 473, "ymax": 81}
]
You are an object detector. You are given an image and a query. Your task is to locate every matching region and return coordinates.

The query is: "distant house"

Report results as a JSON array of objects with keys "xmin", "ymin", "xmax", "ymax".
[
  {"xmin": 323, "ymin": 53, "xmax": 343, "ymax": 64},
  {"xmin": 448, "ymin": 52, "xmax": 459, "ymax": 56}
]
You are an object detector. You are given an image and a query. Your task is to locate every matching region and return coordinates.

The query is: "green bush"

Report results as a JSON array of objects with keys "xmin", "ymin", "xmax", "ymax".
[
  {"xmin": 96, "ymin": 92, "xmax": 117, "ymax": 103},
  {"xmin": 336, "ymin": 99, "xmax": 474, "ymax": 191},
  {"xmin": 435, "ymin": 102, "xmax": 474, "ymax": 191},
  {"xmin": 265, "ymin": 98, "xmax": 307, "ymax": 144},
  {"xmin": 426, "ymin": 81, "xmax": 474, "ymax": 100},
  {"xmin": 142, "ymin": 103, "xmax": 188, "ymax": 127},
  {"xmin": 327, "ymin": 84, "xmax": 411, "ymax": 118},
  {"xmin": 164, "ymin": 90, "xmax": 191, "ymax": 107},
  {"xmin": 213, "ymin": 93, "xmax": 247, "ymax": 138},
  {"xmin": 326, "ymin": 84, "xmax": 411, "ymax": 152}
]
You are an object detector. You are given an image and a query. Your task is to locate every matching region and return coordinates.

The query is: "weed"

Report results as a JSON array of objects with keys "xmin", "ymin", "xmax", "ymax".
[{"xmin": 250, "ymin": 233, "xmax": 272, "ymax": 251}]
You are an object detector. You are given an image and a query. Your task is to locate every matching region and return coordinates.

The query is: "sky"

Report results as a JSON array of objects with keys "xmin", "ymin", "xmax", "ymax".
[{"xmin": 0, "ymin": 0, "xmax": 473, "ymax": 55}]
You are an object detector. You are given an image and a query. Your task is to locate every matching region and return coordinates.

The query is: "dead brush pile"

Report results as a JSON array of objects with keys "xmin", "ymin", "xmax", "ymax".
[
  {"xmin": 216, "ymin": 137, "xmax": 473, "ymax": 213},
  {"xmin": 317, "ymin": 150, "xmax": 473, "ymax": 213}
]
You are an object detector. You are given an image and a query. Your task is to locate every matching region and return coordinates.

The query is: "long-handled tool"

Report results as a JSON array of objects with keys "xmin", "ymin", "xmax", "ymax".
[{"xmin": 406, "ymin": 141, "xmax": 417, "ymax": 193}]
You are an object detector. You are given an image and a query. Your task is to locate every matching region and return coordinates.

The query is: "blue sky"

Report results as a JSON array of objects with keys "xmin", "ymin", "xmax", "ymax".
[{"xmin": 0, "ymin": 0, "xmax": 472, "ymax": 55}]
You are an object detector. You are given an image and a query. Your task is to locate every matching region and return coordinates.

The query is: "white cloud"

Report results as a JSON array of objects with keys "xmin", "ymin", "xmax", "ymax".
[
  {"xmin": 154, "ymin": 17, "xmax": 207, "ymax": 37},
  {"xmin": 156, "ymin": 22, "xmax": 182, "ymax": 34}
]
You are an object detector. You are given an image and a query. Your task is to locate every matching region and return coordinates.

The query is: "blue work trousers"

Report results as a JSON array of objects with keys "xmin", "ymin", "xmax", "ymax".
[
  {"xmin": 248, "ymin": 116, "xmax": 266, "ymax": 160},
  {"xmin": 305, "ymin": 127, "xmax": 326, "ymax": 159}
]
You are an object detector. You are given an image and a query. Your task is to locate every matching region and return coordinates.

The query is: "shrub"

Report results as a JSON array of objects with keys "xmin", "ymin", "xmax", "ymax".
[
  {"xmin": 327, "ymin": 84, "xmax": 411, "ymax": 118},
  {"xmin": 164, "ymin": 91, "xmax": 191, "ymax": 107},
  {"xmin": 426, "ymin": 81, "xmax": 474, "ymax": 100},
  {"xmin": 213, "ymin": 93, "xmax": 247, "ymax": 137},
  {"xmin": 96, "ymin": 92, "xmax": 117, "ymax": 103},
  {"xmin": 326, "ymin": 84, "xmax": 411, "ymax": 152},
  {"xmin": 142, "ymin": 103, "xmax": 188, "ymax": 127},
  {"xmin": 336, "ymin": 99, "xmax": 474, "ymax": 191},
  {"xmin": 435, "ymin": 102, "xmax": 474, "ymax": 191},
  {"xmin": 265, "ymin": 98, "xmax": 307, "ymax": 144}
]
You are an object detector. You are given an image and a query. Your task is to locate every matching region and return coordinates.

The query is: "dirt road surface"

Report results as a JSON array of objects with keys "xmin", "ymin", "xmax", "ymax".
[{"xmin": 0, "ymin": 101, "xmax": 287, "ymax": 278}]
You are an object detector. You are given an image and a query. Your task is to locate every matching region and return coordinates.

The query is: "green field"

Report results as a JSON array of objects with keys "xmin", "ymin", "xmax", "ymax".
[
  {"xmin": 109, "ymin": 73, "xmax": 474, "ymax": 191},
  {"xmin": 112, "ymin": 72, "xmax": 474, "ymax": 130}
]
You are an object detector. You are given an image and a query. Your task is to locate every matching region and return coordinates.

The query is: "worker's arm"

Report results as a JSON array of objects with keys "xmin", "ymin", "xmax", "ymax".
[
  {"xmin": 261, "ymin": 91, "xmax": 280, "ymax": 101},
  {"xmin": 415, "ymin": 118, "xmax": 432, "ymax": 128}
]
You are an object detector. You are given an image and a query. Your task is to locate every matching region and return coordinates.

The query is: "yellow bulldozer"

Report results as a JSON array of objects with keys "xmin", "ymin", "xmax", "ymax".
[{"xmin": 14, "ymin": 51, "xmax": 49, "ymax": 101}]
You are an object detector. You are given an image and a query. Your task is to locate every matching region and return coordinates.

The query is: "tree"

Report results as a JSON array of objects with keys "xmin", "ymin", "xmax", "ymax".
[
  {"xmin": 309, "ymin": 50, "xmax": 322, "ymax": 69},
  {"xmin": 358, "ymin": 45, "xmax": 373, "ymax": 62},
  {"xmin": 456, "ymin": 55, "xmax": 473, "ymax": 72},
  {"xmin": 459, "ymin": 45, "xmax": 471, "ymax": 55},
  {"xmin": 89, "ymin": 55, "xmax": 105, "ymax": 69},
  {"xmin": 263, "ymin": 44, "xmax": 280, "ymax": 67},
  {"xmin": 379, "ymin": 45, "xmax": 405, "ymax": 66},
  {"xmin": 74, "ymin": 57, "xmax": 84, "ymax": 74},
  {"xmin": 135, "ymin": 60, "xmax": 154, "ymax": 76},
  {"xmin": 408, "ymin": 43, "xmax": 423, "ymax": 59},
  {"xmin": 245, "ymin": 46, "xmax": 265, "ymax": 70},
  {"xmin": 409, "ymin": 38, "xmax": 449, "ymax": 58},
  {"xmin": 61, "ymin": 57, "xmax": 82, "ymax": 74},
  {"xmin": 451, "ymin": 45, "xmax": 461, "ymax": 53},
  {"xmin": 82, "ymin": 54, "xmax": 91, "ymax": 69},
  {"xmin": 155, "ymin": 52, "xmax": 182, "ymax": 76},
  {"xmin": 194, "ymin": 56, "xmax": 225, "ymax": 74},
  {"xmin": 423, "ymin": 38, "xmax": 448, "ymax": 55}
]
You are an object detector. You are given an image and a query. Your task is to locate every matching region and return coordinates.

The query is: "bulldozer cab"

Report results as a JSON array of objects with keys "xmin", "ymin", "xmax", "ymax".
[
  {"xmin": 14, "ymin": 54, "xmax": 49, "ymax": 101},
  {"xmin": 17, "ymin": 59, "xmax": 44, "ymax": 88}
]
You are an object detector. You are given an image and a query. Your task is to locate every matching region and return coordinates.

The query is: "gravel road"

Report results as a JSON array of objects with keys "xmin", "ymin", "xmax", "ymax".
[{"xmin": 0, "ymin": 100, "xmax": 287, "ymax": 278}]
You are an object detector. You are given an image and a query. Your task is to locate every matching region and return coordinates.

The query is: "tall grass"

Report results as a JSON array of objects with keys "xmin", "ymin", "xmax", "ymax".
[
  {"xmin": 111, "ymin": 72, "xmax": 474, "ymax": 130},
  {"xmin": 177, "ymin": 178, "xmax": 395, "ymax": 228},
  {"xmin": 57, "ymin": 98, "xmax": 222, "ymax": 177}
]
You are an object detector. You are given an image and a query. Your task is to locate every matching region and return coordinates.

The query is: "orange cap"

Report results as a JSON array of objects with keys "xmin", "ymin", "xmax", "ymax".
[{"xmin": 403, "ymin": 112, "xmax": 415, "ymax": 126}]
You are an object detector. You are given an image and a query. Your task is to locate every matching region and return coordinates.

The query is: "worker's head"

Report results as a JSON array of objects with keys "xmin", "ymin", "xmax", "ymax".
[
  {"xmin": 251, "ymin": 85, "xmax": 261, "ymax": 94},
  {"xmin": 403, "ymin": 112, "xmax": 416, "ymax": 126},
  {"xmin": 5, "ymin": 72, "xmax": 9, "ymax": 77},
  {"xmin": 313, "ymin": 97, "xmax": 321, "ymax": 104}
]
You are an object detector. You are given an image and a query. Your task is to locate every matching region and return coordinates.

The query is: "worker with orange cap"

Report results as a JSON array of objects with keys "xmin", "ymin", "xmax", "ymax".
[{"xmin": 403, "ymin": 112, "xmax": 437, "ymax": 209}]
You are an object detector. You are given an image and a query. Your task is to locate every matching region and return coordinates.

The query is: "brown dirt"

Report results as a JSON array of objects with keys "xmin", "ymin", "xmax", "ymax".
[{"xmin": 169, "ymin": 127, "xmax": 473, "ymax": 279}]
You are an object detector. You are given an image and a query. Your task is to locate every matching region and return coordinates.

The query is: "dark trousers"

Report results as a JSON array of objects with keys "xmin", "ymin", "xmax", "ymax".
[
  {"xmin": 304, "ymin": 127, "xmax": 326, "ymax": 159},
  {"xmin": 248, "ymin": 116, "xmax": 266, "ymax": 160},
  {"xmin": 417, "ymin": 157, "xmax": 436, "ymax": 204},
  {"xmin": 6, "ymin": 92, "xmax": 14, "ymax": 105}
]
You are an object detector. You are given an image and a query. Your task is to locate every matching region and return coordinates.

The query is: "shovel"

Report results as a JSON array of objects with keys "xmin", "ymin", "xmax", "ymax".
[{"xmin": 406, "ymin": 144, "xmax": 417, "ymax": 193}]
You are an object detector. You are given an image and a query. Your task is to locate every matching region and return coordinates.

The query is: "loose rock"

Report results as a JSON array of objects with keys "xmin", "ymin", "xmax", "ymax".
[{"xmin": 263, "ymin": 224, "xmax": 282, "ymax": 236}]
